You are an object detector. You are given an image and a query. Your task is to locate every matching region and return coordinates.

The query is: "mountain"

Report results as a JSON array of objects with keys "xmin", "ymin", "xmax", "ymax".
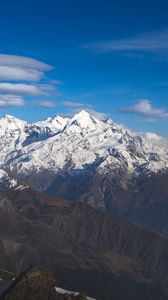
[
  {"xmin": 0, "ymin": 111, "xmax": 168, "ymax": 234},
  {"xmin": 1, "ymin": 175, "xmax": 168, "ymax": 299}
]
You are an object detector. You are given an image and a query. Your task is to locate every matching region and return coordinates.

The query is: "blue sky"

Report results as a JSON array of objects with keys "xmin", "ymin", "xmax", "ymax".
[{"xmin": 0, "ymin": 0, "xmax": 168, "ymax": 135}]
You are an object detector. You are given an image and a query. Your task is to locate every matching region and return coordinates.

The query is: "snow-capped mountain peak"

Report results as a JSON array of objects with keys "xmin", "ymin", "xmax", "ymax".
[
  {"xmin": 0, "ymin": 114, "xmax": 27, "ymax": 130},
  {"xmin": 3, "ymin": 114, "xmax": 16, "ymax": 120},
  {"xmin": 35, "ymin": 114, "xmax": 69, "ymax": 133},
  {"xmin": 66, "ymin": 110, "xmax": 105, "ymax": 132},
  {"xmin": 52, "ymin": 114, "xmax": 69, "ymax": 129},
  {"xmin": 0, "ymin": 110, "xmax": 167, "ymax": 193},
  {"xmin": 0, "ymin": 110, "xmax": 167, "ymax": 232}
]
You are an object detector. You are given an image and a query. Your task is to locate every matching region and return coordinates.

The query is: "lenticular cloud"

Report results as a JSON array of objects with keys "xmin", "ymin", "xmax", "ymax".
[
  {"xmin": 0, "ymin": 54, "xmax": 52, "ymax": 70},
  {"xmin": 0, "ymin": 54, "xmax": 56, "ymax": 107}
]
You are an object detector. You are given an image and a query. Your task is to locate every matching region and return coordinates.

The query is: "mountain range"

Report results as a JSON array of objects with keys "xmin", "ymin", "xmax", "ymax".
[
  {"xmin": 0, "ymin": 111, "xmax": 168, "ymax": 299},
  {"xmin": 0, "ymin": 110, "xmax": 167, "ymax": 234}
]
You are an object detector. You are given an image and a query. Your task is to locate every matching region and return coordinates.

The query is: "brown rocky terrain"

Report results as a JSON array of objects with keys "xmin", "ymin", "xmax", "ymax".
[
  {"xmin": 45, "ymin": 170, "xmax": 168, "ymax": 235},
  {"xmin": 0, "ymin": 181, "xmax": 168, "ymax": 299},
  {"xmin": 1, "ymin": 267, "xmax": 93, "ymax": 300}
]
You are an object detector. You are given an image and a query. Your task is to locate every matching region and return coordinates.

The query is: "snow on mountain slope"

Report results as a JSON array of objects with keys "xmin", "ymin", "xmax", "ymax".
[
  {"xmin": 0, "ymin": 112, "xmax": 168, "ymax": 232},
  {"xmin": 0, "ymin": 114, "xmax": 63, "ymax": 164},
  {"xmin": 0, "ymin": 115, "xmax": 27, "ymax": 161},
  {"xmin": 0, "ymin": 169, "xmax": 27, "ymax": 191},
  {"xmin": 35, "ymin": 114, "xmax": 69, "ymax": 133},
  {"xmin": 0, "ymin": 110, "xmax": 167, "ymax": 192},
  {"xmin": 55, "ymin": 287, "xmax": 96, "ymax": 299},
  {"xmin": 0, "ymin": 169, "xmax": 28, "ymax": 214}
]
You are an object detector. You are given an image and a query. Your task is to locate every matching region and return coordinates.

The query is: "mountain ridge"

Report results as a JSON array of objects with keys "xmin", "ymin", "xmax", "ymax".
[
  {"xmin": 0, "ymin": 110, "xmax": 168, "ymax": 234},
  {"xmin": 1, "ymin": 177, "xmax": 168, "ymax": 299}
]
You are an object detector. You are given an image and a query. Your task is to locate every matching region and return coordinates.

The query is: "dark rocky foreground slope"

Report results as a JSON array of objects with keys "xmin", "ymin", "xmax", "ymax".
[
  {"xmin": 1, "ymin": 182, "xmax": 168, "ymax": 299},
  {"xmin": 1, "ymin": 267, "xmax": 94, "ymax": 300}
]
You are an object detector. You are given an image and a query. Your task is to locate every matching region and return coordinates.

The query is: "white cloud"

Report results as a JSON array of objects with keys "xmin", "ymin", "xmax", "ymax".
[
  {"xmin": 49, "ymin": 79, "xmax": 63, "ymax": 85},
  {"xmin": 60, "ymin": 101, "xmax": 92, "ymax": 108},
  {"xmin": 80, "ymin": 29, "xmax": 168, "ymax": 59},
  {"xmin": 0, "ymin": 95, "xmax": 24, "ymax": 107},
  {"xmin": 118, "ymin": 100, "xmax": 168, "ymax": 119},
  {"xmin": 0, "ymin": 83, "xmax": 47, "ymax": 96},
  {"xmin": 0, "ymin": 54, "xmax": 61, "ymax": 107},
  {"xmin": 138, "ymin": 132, "xmax": 168, "ymax": 149},
  {"xmin": 36, "ymin": 101, "xmax": 56, "ymax": 108},
  {"xmin": 0, "ymin": 66, "xmax": 43, "ymax": 81},
  {"xmin": 0, "ymin": 54, "xmax": 52, "ymax": 70}
]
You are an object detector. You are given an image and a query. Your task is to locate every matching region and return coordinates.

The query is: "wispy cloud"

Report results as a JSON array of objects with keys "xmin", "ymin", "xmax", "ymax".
[
  {"xmin": 118, "ymin": 99, "xmax": 168, "ymax": 119},
  {"xmin": 110, "ymin": 86, "xmax": 132, "ymax": 96},
  {"xmin": 60, "ymin": 101, "xmax": 92, "ymax": 108},
  {"xmin": 35, "ymin": 101, "xmax": 56, "ymax": 108},
  {"xmin": 0, "ymin": 83, "xmax": 47, "ymax": 96},
  {"xmin": 80, "ymin": 29, "xmax": 168, "ymax": 58},
  {"xmin": 0, "ymin": 66, "xmax": 43, "ymax": 81},
  {"xmin": 0, "ymin": 54, "xmax": 52, "ymax": 70},
  {"xmin": 0, "ymin": 95, "xmax": 24, "ymax": 107},
  {"xmin": 138, "ymin": 132, "xmax": 168, "ymax": 149},
  {"xmin": 0, "ymin": 54, "xmax": 60, "ymax": 108}
]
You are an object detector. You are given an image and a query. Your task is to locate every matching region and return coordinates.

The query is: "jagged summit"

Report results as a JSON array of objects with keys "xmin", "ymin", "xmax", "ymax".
[
  {"xmin": 3, "ymin": 114, "xmax": 15, "ymax": 120},
  {"xmin": 35, "ymin": 114, "xmax": 69, "ymax": 133},
  {"xmin": 71, "ymin": 109, "xmax": 94, "ymax": 121},
  {"xmin": 1, "ymin": 114, "xmax": 22, "ymax": 122},
  {"xmin": 0, "ymin": 110, "xmax": 129, "ymax": 135},
  {"xmin": 0, "ymin": 110, "xmax": 167, "ymax": 178},
  {"xmin": 66, "ymin": 110, "xmax": 104, "ymax": 132},
  {"xmin": 1, "ymin": 114, "xmax": 26, "ymax": 123},
  {"xmin": 0, "ymin": 115, "xmax": 27, "ymax": 136},
  {"xmin": 0, "ymin": 109, "xmax": 167, "ymax": 214}
]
